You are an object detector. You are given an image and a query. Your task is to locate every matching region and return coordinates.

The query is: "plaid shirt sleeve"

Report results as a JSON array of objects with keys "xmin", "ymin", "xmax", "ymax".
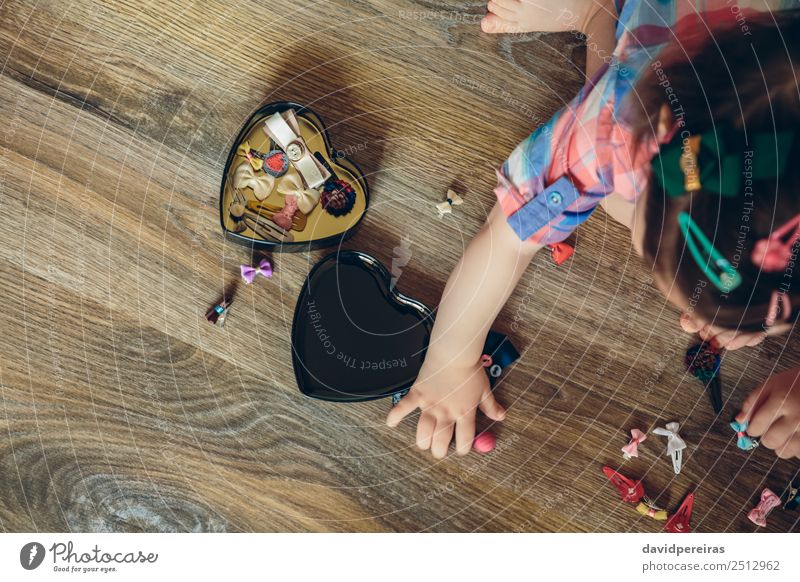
[{"xmin": 495, "ymin": 0, "xmax": 800, "ymax": 246}]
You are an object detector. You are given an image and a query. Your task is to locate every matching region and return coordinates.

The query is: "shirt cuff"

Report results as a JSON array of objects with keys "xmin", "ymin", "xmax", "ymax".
[{"xmin": 505, "ymin": 176, "xmax": 581, "ymax": 244}]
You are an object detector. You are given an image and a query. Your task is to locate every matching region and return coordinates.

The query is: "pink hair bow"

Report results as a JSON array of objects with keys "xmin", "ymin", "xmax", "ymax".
[
  {"xmin": 622, "ymin": 428, "xmax": 647, "ymax": 459},
  {"xmin": 240, "ymin": 259, "xmax": 273, "ymax": 284},
  {"xmin": 748, "ymin": 488, "xmax": 781, "ymax": 527},
  {"xmin": 752, "ymin": 214, "xmax": 800, "ymax": 272}
]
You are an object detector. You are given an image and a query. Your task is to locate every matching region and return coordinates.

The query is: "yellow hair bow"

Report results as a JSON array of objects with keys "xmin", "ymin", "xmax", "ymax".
[{"xmin": 236, "ymin": 141, "xmax": 263, "ymax": 171}]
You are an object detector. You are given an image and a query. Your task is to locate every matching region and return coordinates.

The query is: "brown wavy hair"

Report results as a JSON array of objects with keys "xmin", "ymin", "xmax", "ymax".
[{"xmin": 628, "ymin": 9, "xmax": 800, "ymax": 332}]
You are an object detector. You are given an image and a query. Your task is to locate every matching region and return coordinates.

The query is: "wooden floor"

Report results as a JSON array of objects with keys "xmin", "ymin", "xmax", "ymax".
[{"xmin": 1, "ymin": 0, "xmax": 799, "ymax": 533}]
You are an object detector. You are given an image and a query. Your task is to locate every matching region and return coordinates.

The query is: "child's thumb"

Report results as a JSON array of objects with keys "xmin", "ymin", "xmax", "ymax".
[{"xmin": 479, "ymin": 389, "xmax": 506, "ymax": 421}]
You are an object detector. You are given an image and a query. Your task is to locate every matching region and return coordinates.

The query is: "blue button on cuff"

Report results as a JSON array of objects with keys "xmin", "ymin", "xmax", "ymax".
[{"xmin": 507, "ymin": 176, "xmax": 581, "ymax": 241}]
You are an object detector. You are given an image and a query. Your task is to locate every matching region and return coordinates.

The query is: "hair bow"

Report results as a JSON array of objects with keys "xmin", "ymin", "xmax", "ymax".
[
  {"xmin": 748, "ymin": 488, "xmax": 781, "ymax": 527},
  {"xmin": 652, "ymin": 129, "xmax": 793, "ymax": 199},
  {"xmin": 276, "ymin": 169, "xmax": 321, "ymax": 215},
  {"xmin": 233, "ymin": 162, "xmax": 275, "ymax": 201},
  {"xmin": 752, "ymin": 214, "xmax": 800, "ymax": 273},
  {"xmin": 729, "ymin": 419, "xmax": 759, "ymax": 451},
  {"xmin": 237, "ymin": 140, "xmax": 263, "ymax": 171},
  {"xmin": 622, "ymin": 428, "xmax": 647, "ymax": 460},
  {"xmin": 653, "ymin": 422, "xmax": 686, "ymax": 474},
  {"xmin": 436, "ymin": 189, "xmax": 463, "ymax": 218},
  {"xmin": 636, "ymin": 498, "xmax": 669, "ymax": 521},
  {"xmin": 240, "ymin": 259, "xmax": 272, "ymax": 284},
  {"xmin": 602, "ymin": 466, "xmax": 644, "ymax": 504},
  {"xmin": 665, "ymin": 492, "xmax": 694, "ymax": 533}
]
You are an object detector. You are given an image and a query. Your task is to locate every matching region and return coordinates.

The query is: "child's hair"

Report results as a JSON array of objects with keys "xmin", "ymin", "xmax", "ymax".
[{"xmin": 630, "ymin": 9, "xmax": 800, "ymax": 332}]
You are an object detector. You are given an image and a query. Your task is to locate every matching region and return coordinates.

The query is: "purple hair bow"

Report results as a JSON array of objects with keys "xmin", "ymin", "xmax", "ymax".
[{"xmin": 241, "ymin": 259, "xmax": 273, "ymax": 284}]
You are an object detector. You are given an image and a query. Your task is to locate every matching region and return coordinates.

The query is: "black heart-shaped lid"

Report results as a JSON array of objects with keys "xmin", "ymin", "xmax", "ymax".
[{"xmin": 291, "ymin": 250, "xmax": 433, "ymax": 401}]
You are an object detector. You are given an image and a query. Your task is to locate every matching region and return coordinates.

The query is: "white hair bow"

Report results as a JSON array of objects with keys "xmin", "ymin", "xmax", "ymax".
[{"xmin": 653, "ymin": 422, "xmax": 687, "ymax": 474}]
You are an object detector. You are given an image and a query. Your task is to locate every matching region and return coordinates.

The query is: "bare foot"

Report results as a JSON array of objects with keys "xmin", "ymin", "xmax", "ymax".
[{"xmin": 480, "ymin": 0, "xmax": 612, "ymax": 35}]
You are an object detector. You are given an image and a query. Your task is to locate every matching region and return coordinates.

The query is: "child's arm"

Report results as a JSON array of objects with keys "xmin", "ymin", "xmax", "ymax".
[
  {"xmin": 386, "ymin": 202, "xmax": 542, "ymax": 457},
  {"xmin": 736, "ymin": 367, "xmax": 800, "ymax": 459}
]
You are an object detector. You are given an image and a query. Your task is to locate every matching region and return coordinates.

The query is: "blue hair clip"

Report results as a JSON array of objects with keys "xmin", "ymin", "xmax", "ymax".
[{"xmin": 730, "ymin": 420, "xmax": 759, "ymax": 451}]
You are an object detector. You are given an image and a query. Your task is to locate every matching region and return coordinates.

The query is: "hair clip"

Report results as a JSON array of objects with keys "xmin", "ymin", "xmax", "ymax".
[
  {"xmin": 263, "ymin": 150, "xmax": 289, "ymax": 178},
  {"xmin": 652, "ymin": 422, "xmax": 686, "ymax": 475},
  {"xmin": 622, "ymin": 428, "xmax": 647, "ymax": 460},
  {"xmin": 548, "ymin": 242, "xmax": 574, "ymax": 265},
  {"xmin": 233, "ymin": 162, "xmax": 275, "ymax": 201},
  {"xmin": 748, "ymin": 488, "xmax": 781, "ymax": 527},
  {"xmin": 240, "ymin": 258, "xmax": 272, "ymax": 284},
  {"xmin": 685, "ymin": 342, "xmax": 723, "ymax": 414},
  {"xmin": 205, "ymin": 296, "xmax": 233, "ymax": 327},
  {"xmin": 236, "ymin": 140, "xmax": 263, "ymax": 171},
  {"xmin": 729, "ymin": 419, "xmax": 759, "ymax": 451},
  {"xmin": 653, "ymin": 129, "xmax": 793, "ymax": 199},
  {"xmin": 783, "ymin": 478, "xmax": 799, "ymax": 510},
  {"xmin": 602, "ymin": 466, "xmax": 645, "ymax": 503},
  {"xmin": 665, "ymin": 492, "xmax": 694, "ymax": 533},
  {"xmin": 321, "ymin": 179, "xmax": 356, "ymax": 217},
  {"xmin": 765, "ymin": 290, "xmax": 792, "ymax": 328},
  {"xmin": 272, "ymin": 195, "xmax": 299, "ymax": 231},
  {"xmin": 678, "ymin": 212, "xmax": 742, "ymax": 293},
  {"xmin": 636, "ymin": 497, "xmax": 669, "ymax": 521},
  {"xmin": 752, "ymin": 214, "xmax": 800, "ymax": 273},
  {"xmin": 436, "ymin": 189, "xmax": 463, "ymax": 218}
]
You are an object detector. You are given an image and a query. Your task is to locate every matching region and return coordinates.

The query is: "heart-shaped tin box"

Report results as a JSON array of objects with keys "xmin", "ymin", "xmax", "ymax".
[
  {"xmin": 219, "ymin": 102, "xmax": 369, "ymax": 251},
  {"xmin": 291, "ymin": 251, "xmax": 520, "ymax": 402}
]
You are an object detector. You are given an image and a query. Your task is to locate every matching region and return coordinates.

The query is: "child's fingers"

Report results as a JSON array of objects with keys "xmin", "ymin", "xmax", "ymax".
[
  {"xmin": 736, "ymin": 384, "xmax": 769, "ymax": 423},
  {"xmin": 416, "ymin": 413, "xmax": 436, "ymax": 450},
  {"xmin": 386, "ymin": 392, "xmax": 420, "ymax": 427},
  {"xmin": 746, "ymin": 396, "xmax": 783, "ymax": 437},
  {"xmin": 680, "ymin": 312, "xmax": 703, "ymax": 333},
  {"xmin": 478, "ymin": 388, "xmax": 507, "ymax": 421},
  {"xmin": 430, "ymin": 421, "xmax": 454, "ymax": 459},
  {"xmin": 760, "ymin": 417, "xmax": 795, "ymax": 449},
  {"xmin": 454, "ymin": 415, "xmax": 477, "ymax": 456},
  {"xmin": 776, "ymin": 432, "xmax": 800, "ymax": 459}
]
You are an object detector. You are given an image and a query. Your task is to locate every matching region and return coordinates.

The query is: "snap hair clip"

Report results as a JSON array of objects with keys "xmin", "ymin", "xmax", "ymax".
[
  {"xmin": 685, "ymin": 342, "xmax": 723, "ymax": 414},
  {"xmin": 602, "ymin": 466, "xmax": 645, "ymax": 504},
  {"xmin": 653, "ymin": 422, "xmax": 686, "ymax": 475},
  {"xmin": 678, "ymin": 211, "xmax": 742, "ymax": 293},
  {"xmin": 206, "ymin": 296, "xmax": 233, "ymax": 326},
  {"xmin": 665, "ymin": 492, "xmax": 695, "ymax": 533}
]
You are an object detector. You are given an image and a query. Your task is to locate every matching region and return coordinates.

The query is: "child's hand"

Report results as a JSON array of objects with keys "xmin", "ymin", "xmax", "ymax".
[
  {"xmin": 735, "ymin": 367, "xmax": 800, "ymax": 459},
  {"xmin": 386, "ymin": 353, "xmax": 506, "ymax": 458}
]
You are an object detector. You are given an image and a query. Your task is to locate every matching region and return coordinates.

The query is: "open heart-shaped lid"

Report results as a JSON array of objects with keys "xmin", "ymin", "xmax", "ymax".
[{"xmin": 291, "ymin": 251, "xmax": 433, "ymax": 401}]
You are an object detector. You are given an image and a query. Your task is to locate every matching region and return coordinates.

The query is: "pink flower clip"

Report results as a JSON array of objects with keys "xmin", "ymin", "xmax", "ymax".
[{"xmin": 752, "ymin": 214, "xmax": 800, "ymax": 272}]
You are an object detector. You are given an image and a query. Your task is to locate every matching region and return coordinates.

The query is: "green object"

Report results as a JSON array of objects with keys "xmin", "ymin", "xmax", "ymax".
[
  {"xmin": 678, "ymin": 211, "xmax": 742, "ymax": 293},
  {"xmin": 652, "ymin": 130, "xmax": 793, "ymax": 198}
]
